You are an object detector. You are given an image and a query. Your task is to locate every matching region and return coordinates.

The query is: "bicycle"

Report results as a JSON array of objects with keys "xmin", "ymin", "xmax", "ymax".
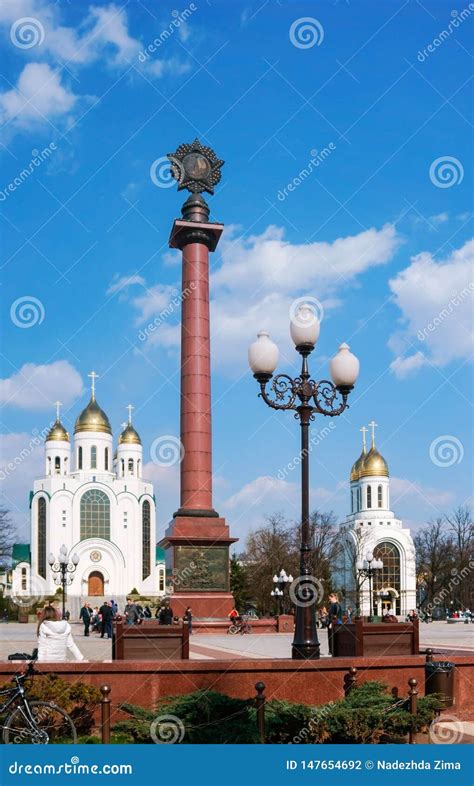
[
  {"xmin": 227, "ymin": 615, "xmax": 252, "ymax": 635},
  {"xmin": 0, "ymin": 649, "xmax": 77, "ymax": 744}
]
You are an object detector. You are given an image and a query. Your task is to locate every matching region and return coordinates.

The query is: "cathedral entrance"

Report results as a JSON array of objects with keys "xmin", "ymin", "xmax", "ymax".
[{"xmin": 88, "ymin": 571, "xmax": 104, "ymax": 596}]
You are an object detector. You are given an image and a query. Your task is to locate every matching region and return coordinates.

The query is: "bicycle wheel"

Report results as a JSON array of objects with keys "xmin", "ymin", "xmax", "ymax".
[
  {"xmin": 4, "ymin": 700, "xmax": 77, "ymax": 744},
  {"xmin": 228, "ymin": 624, "xmax": 238, "ymax": 635}
]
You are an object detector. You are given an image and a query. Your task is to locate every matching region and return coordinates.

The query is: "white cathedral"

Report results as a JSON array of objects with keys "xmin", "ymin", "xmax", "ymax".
[
  {"xmin": 8, "ymin": 374, "xmax": 166, "ymax": 612},
  {"xmin": 335, "ymin": 422, "xmax": 417, "ymax": 618}
]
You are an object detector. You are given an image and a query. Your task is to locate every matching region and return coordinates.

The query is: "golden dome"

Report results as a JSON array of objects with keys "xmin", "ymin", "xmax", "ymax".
[
  {"xmin": 350, "ymin": 449, "xmax": 366, "ymax": 482},
  {"xmin": 46, "ymin": 419, "xmax": 69, "ymax": 442},
  {"xmin": 118, "ymin": 423, "xmax": 141, "ymax": 445},
  {"xmin": 74, "ymin": 396, "xmax": 112, "ymax": 435},
  {"xmin": 359, "ymin": 446, "xmax": 389, "ymax": 478}
]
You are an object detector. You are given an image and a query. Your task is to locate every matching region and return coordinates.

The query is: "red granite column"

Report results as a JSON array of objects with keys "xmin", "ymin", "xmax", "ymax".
[{"xmin": 180, "ymin": 240, "xmax": 213, "ymax": 511}]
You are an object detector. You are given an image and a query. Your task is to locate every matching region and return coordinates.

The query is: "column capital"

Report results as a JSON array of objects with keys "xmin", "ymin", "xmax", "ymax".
[{"xmin": 169, "ymin": 219, "xmax": 223, "ymax": 251}]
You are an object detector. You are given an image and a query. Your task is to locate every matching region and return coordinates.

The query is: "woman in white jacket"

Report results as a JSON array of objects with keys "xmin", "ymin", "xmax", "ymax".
[{"xmin": 37, "ymin": 606, "xmax": 85, "ymax": 663}]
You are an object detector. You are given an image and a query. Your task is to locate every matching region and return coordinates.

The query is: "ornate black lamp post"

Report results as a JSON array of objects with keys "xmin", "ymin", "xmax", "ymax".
[
  {"xmin": 356, "ymin": 551, "xmax": 384, "ymax": 622},
  {"xmin": 271, "ymin": 568, "xmax": 293, "ymax": 615},
  {"xmin": 249, "ymin": 303, "xmax": 360, "ymax": 659},
  {"xmin": 48, "ymin": 545, "xmax": 79, "ymax": 620}
]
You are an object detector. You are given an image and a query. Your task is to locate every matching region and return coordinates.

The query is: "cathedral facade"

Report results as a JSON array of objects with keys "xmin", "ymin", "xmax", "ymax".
[
  {"xmin": 13, "ymin": 377, "xmax": 165, "ymax": 609},
  {"xmin": 335, "ymin": 423, "xmax": 417, "ymax": 618}
]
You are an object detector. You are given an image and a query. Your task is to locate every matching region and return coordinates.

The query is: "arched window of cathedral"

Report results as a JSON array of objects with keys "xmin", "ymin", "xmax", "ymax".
[
  {"xmin": 54, "ymin": 456, "xmax": 61, "ymax": 474},
  {"xmin": 47, "ymin": 456, "xmax": 51, "ymax": 475},
  {"xmin": 21, "ymin": 567, "xmax": 27, "ymax": 591},
  {"xmin": 357, "ymin": 487, "xmax": 361, "ymax": 511},
  {"xmin": 80, "ymin": 489, "xmax": 110, "ymax": 540},
  {"xmin": 159, "ymin": 569, "xmax": 165, "ymax": 592},
  {"xmin": 64, "ymin": 457, "xmax": 68, "ymax": 475},
  {"xmin": 90, "ymin": 446, "xmax": 97, "ymax": 469},
  {"xmin": 121, "ymin": 458, "xmax": 125, "ymax": 477},
  {"xmin": 373, "ymin": 541, "xmax": 401, "ymax": 615},
  {"xmin": 142, "ymin": 501, "xmax": 151, "ymax": 580},
  {"xmin": 128, "ymin": 458, "xmax": 134, "ymax": 475},
  {"xmin": 378, "ymin": 484, "xmax": 383, "ymax": 507},
  {"xmin": 367, "ymin": 485, "xmax": 372, "ymax": 508},
  {"xmin": 38, "ymin": 497, "xmax": 47, "ymax": 578},
  {"xmin": 104, "ymin": 448, "xmax": 109, "ymax": 472},
  {"xmin": 137, "ymin": 459, "xmax": 141, "ymax": 478},
  {"xmin": 78, "ymin": 446, "xmax": 82, "ymax": 470}
]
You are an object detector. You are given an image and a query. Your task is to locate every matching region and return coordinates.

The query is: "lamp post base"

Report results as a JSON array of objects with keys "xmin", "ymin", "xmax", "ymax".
[{"xmin": 292, "ymin": 642, "xmax": 321, "ymax": 660}]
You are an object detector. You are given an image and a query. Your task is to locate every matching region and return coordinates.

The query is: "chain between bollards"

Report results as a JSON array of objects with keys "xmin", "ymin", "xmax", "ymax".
[
  {"xmin": 408, "ymin": 678, "xmax": 418, "ymax": 745},
  {"xmin": 100, "ymin": 684, "xmax": 111, "ymax": 744},
  {"xmin": 255, "ymin": 681, "xmax": 266, "ymax": 743}
]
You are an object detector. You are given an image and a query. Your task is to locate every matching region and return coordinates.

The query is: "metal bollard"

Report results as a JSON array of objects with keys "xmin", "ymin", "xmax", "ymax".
[
  {"xmin": 255, "ymin": 681, "xmax": 266, "ymax": 744},
  {"xmin": 425, "ymin": 648, "xmax": 434, "ymax": 663},
  {"xmin": 100, "ymin": 684, "xmax": 111, "ymax": 744},
  {"xmin": 343, "ymin": 667, "xmax": 357, "ymax": 696},
  {"xmin": 408, "ymin": 678, "xmax": 418, "ymax": 745}
]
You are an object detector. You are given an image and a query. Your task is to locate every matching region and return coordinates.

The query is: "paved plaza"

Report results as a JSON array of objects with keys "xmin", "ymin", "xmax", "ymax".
[{"xmin": 0, "ymin": 621, "xmax": 472, "ymax": 662}]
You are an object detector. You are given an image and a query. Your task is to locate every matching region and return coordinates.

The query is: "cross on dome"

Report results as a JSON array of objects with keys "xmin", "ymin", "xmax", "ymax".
[
  {"xmin": 360, "ymin": 425, "xmax": 368, "ymax": 452},
  {"xmin": 126, "ymin": 404, "xmax": 134, "ymax": 424},
  {"xmin": 54, "ymin": 401, "xmax": 62, "ymax": 421},
  {"xmin": 88, "ymin": 371, "xmax": 99, "ymax": 399},
  {"xmin": 368, "ymin": 420, "xmax": 378, "ymax": 447}
]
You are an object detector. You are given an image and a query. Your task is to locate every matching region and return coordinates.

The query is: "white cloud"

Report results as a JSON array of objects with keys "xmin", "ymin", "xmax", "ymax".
[
  {"xmin": 0, "ymin": 361, "xmax": 83, "ymax": 410},
  {"xmin": 107, "ymin": 274, "xmax": 145, "ymax": 296},
  {"xmin": 429, "ymin": 212, "xmax": 449, "ymax": 225},
  {"xmin": 390, "ymin": 476, "xmax": 454, "ymax": 511},
  {"xmin": 389, "ymin": 238, "xmax": 474, "ymax": 374},
  {"xmin": 390, "ymin": 351, "xmax": 427, "ymax": 379},
  {"xmin": 0, "ymin": 1, "xmax": 190, "ymax": 131},
  {"xmin": 0, "ymin": 63, "xmax": 78, "ymax": 128},
  {"xmin": 122, "ymin": 223, "xmax": 401, "ymax": 374},
  {"xmin": 0, "ymin": 431, "xmax": 45, "ymax": 541}
]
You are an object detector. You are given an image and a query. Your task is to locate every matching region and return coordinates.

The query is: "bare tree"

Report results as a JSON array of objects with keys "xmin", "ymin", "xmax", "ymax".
[
  {"xmin": 0, "ymin": 509, "xmax": 15, "ymax": 568},
  {"xmin": 241, "ymin": 514, "xmax": 297, "ymax": 614},
  {"xmin": 414, "ymin": 517, "xmax": 454, "ymax": 609},
  {"xmin": 444, "ymin": 506, "xmax": 474, "ymax": 608}
]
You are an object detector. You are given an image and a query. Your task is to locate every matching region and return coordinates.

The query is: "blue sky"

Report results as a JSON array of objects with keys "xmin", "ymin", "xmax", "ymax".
[{"xmin": 0, "ymin": 0, "xmax": 472, "ymax": 546}]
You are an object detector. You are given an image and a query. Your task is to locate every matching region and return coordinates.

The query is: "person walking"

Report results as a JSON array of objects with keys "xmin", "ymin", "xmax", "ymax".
[
  {"xmin": 346, "ymin": 606, "xmax": 353, "ymax": 623},
  {"xmin": 99, "ymin": 601, "xmax": 114, "ymax": 639},
  {"xmin": 37, "ymin": 606, "xmax": 85, "ymax": 662},
  {"xmin": 79, "ymin": 602, "xmax": 92, "ymax": 636},
  {"xmin": 183, "ymin": 606, "xmax": 193, "ymax": 634},
  {"xmin": 327, "ymin": 593, "xmax": 342, "ymax": 656}
]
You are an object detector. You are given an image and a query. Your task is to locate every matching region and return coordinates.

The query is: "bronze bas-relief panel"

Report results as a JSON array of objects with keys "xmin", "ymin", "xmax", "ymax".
[{"xmin": 173, "ymin": 545, "xmax": 229, "ymax": 591}]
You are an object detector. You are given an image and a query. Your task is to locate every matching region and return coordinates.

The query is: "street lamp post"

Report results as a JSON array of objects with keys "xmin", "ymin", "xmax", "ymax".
[
  {"xmin": 356, "ymin": 551, "xmax": 384, "ymax": 622},
  {"xmin": 249, "ymin": 303, "xmax": 359, "ymax": 659},
  {"xmin": 48, "ymin": 545, "xmax": 79, "ymax": 620},
  {"xmin": 271, "ymin": 568, "xmax": 293, "ymax": 615}
]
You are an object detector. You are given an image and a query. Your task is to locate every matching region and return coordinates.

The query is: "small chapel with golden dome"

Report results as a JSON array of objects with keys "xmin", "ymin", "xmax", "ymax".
[
  {"xmin": 335, "ymin": 422, "xmax": 417, "ymax": 618},
  {"xmin": 17, "ymin": 372, "xmax": 166, "ymax": 613}
]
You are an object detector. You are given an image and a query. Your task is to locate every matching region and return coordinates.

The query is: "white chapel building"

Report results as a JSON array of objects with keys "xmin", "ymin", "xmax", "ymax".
[
  {"xmin": 13, "ymin": 375, "xmax": 166, "ymax": 612},
  {"xmin": 335, "ymin": 423, "xmax": 417, "ymax": 618}
]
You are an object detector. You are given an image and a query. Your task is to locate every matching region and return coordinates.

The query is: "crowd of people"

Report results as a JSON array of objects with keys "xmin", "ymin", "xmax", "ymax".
[{"xmin": 77, "ymin": 599, "xmax": 194, "ymax": 637}]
